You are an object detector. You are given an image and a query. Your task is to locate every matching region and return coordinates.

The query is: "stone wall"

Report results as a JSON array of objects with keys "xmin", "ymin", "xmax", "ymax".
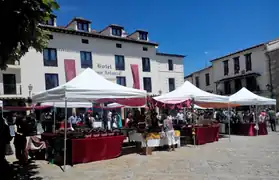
[{"xmin": 267, "ymin": 48, "xmax": 279, "ymax": 108}]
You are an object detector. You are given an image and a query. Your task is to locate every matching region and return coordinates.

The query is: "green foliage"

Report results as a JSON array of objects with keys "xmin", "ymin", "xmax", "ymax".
[{"xmin": 0, "ymin": 0, "xmax": 59, "ymax": 70}]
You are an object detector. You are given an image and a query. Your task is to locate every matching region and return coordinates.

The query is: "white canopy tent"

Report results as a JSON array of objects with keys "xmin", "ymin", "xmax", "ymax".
[
  {"xmin": 229, "ymin": 87, "xmax": 276, "ymax": 105},
  {"xmin": 154, "ymin": 81, "xmax": 229, "ymax": 104},
  {"xmin": 229, "ymin": 87, "xmax": 276, "ymax": 137},
  {"xmin": 41, "ymin": 102, "xmax": 92, "ymax": 108},
  {"xmin": 32, "ymin": 68, "xmax": 147, "ymax": 104},
  {"xmin": 32, "ymin": 68, "xmax": 147, "ymax": 172},
  {"xmin": 106, "ymin": 102, "xmax": 145, "ymax": 108}
]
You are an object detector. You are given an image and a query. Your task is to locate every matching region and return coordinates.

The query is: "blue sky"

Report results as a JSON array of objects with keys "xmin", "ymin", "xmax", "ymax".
[{"xmin": 55, "ymin": 0, "xmax": 279, "ymax": 76}]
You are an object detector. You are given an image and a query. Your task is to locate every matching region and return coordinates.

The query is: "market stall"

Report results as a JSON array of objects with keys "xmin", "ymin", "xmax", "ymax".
[
  {"xmin": 33, "ymin": 68, "xmax": 147, "ymax": 170},
  {"xmin": 229, "ymin": 87, "xmax": 276, "ymax": 136},
  {"xmin": 152, "ymin": 81, "xmax": 229, "ymax": 144},
  {"xmin": 180, "ymin": 124, "xmax": 219, "ymax": 145}
]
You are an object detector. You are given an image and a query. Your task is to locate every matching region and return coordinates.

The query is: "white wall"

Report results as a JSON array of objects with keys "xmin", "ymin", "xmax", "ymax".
[
  {"xmin": 212, "ymin": 45, "xmax": 270, "ymax": 95},
  {"xmin": 156, "ymin": 55, "xmax": 184, "ymax": 94},
  {"xmin": 191, "ymin": 67, "xmax": 214, "ymax": 92},
  {"xmin": 19, "ymin": 32, "xmax": 184, "ymax": 97}
]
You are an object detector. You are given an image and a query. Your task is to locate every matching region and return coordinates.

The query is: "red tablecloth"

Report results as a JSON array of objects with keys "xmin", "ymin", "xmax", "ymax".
[
  {"xmin": 71, "ymin": 135, "xmax": 125, "ymax": 164},
  {"xmin": 231, "ymin": 123, "xmax": 268, "ymax": 136},
  {"xmin": 182, "ymin": 125, "xmax": 219, "ymax": 145}
]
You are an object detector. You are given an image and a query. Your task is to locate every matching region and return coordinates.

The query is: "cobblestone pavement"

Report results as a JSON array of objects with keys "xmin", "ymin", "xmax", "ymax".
[{"xmin": 6, "ymin": 132, "xmax": 279, "ymax": 180}]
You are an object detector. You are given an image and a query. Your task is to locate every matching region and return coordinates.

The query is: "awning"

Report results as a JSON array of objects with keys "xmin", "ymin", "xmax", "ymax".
[{"xmin": 215, "ymin": 72, "xmax": 261, "ymax": 83}]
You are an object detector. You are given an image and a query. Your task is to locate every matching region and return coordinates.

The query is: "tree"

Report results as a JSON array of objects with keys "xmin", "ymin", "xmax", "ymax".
[{"xmin": 0, "ymin": 0, "xmax": 59, "ymax": 70}]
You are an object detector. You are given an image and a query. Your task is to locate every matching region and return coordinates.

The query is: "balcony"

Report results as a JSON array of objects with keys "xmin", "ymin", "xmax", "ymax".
[{"xmin": 0, "ymin": 83, "xmax": 22, "ymax": 95}]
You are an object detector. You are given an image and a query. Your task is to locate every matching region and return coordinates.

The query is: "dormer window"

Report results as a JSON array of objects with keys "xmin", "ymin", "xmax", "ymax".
[
  {"xmin": 112, "ymin": 27, "xmax": 122, "ymax": 36},
  {"xmin": 46, "ymin": 17, "xmax": 54, "ymax": 26},
  {"xmin": 42, "ymin": 15, "xmax": 56, "ymax": 26},
  {"xmin": 77, "ymin": 21, "xmax": 89, "ymax": 32},
  {"xmin": 139, "ymin": 32, "xmax": 148, "ymax": 40}
]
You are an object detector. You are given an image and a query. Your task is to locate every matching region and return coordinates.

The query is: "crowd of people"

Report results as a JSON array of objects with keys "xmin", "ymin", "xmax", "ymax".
[{"xmin": 0, "ymin": 106, "xmax": 278, "ymax": 167}]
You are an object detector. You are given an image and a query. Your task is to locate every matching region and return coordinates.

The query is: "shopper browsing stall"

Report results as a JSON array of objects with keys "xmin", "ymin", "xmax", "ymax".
[{"xmin": 163, "ymin": 111, "xmax": 175, "ymax": 152}]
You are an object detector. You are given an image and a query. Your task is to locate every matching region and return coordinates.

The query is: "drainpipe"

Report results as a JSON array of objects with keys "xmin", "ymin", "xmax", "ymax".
[{"xmin": 265, "ymin": 51, "xmax": 274, "ymax": 98}]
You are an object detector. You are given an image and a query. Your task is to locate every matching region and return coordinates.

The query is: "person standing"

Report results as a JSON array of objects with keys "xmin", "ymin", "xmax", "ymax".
[
  {"xmin": 107, "ymin": 110, "xmax": 112, "ymax": 130},
  {"xmin": 163, "ymin": 111, "xmax": 175, "ymax": 151},
  {"xmin": 176, "ymin": 109, "xmax": 184, "ymax": 124},
  {"xmin": 68, "ymin": 112, "xmax": 81, "ymax": 129},
  {"xmin": 268, "ymin": 108, "xmax": 276, "ymax": 131},
  {"xmin": 14, "ymin": 115, "xmax": 28, "ymax": 164}
]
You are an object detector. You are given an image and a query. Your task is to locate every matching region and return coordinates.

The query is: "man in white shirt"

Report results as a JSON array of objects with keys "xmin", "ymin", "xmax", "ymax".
[{"xmin": 176, "ymin": 109, "xmax": 184, "ymax": 124}]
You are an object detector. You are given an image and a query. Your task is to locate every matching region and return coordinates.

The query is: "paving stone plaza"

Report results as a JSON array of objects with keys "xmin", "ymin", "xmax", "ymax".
[{"xmin": 5, "ymin": 131, "xmax": 279, "ymax": 180}]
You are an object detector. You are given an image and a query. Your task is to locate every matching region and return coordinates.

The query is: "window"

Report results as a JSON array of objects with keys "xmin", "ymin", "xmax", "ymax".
[
  {"xmin": 3, "ymin": 74, "xmax": 16, "ymax": 94},
  {"xmin": 143, "ymin": 77, "xmax": 152, "ymax": 92},
  {"xmin": 43, "ymin": 48, "xmax": 57, "ymax": 66},
  {"xmin": 116, "ymin": 43, "xmax": 122, "ymax": 48},
  {"xmin": 48, "ymin": 35, "xmax": 53, "ymax": 39},
  {"xmin": 45, "ymin": 16, "xmax": 54, "ymax": 26},
  {"xmin": 234, "ymin": 79, "xmax": 242, "ymax": 92},
  {"xmin": 77, "ymin": 22, "xmax": 89, "ymax": 32},
  {"xmin": 143, "ymin": 47, "xmax": 148, "ymax": 51},
  {"xmin": 168, "ymin": 59, "xmax": 173, "ymax": 71},
  {"xmin": 168, "ymin": 78, "xmax": 175, "ymax": 92},
  {"xmin": 80, "ymin": 51, "xmax": 92, "ymax": 68},
  {"xmin": 224, "ymin": 81, "xmax": 231, "ymax": 94},
  {"xmin": 223, "ymin": 60, "xmax": 229, "ymax": 76},
  {"xmin": 116, "ymin": 76, "xmax": 126, "ymax": 86},
  {"xmin": 246, "ymin": 76, "xmax": 257, "ymax": 91},
  {"xmin": 112, "ymin": 28, "xmax": 122, "ymax": 36},
  {"xmin": 142, "ymin": 57, "xmax": 151, "ymax": 72},
  {"xmin": 205, "ymin": 73, "xmax": 210, "ymax": 86},
  {"xmin": 139, "ymin": 32, "xmax": 148, "ymax": 40},
  {"xmin": 115, "ymin": 55, "xmax": 125, "ymax": 70},
  {"xmin": 245, "ymin": 53, "xmax": 252, "ymax": 71},
  {"xmin": 81, "ymin": 39, "xmax": 89, "ymax": 44},
  {"xmin": 195, "ymin": 76, "xmax": 200, "ymax": 88},
  {"xmin": 233, "ymin": 57, "xmax": 240, "ymax": 74},
  {"xmin": 45, "ymin": 73, "xmax": 59, "ymax": 90}
]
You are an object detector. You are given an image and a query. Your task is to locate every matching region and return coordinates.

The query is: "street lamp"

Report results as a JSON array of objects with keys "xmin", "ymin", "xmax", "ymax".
[
  {"xmin": 28, "ymin": 84, "xmax": 33, "ymax": 97},
  {"xmin": 266, "ymin": 84, "xmax": 273, "ymax": 98}
]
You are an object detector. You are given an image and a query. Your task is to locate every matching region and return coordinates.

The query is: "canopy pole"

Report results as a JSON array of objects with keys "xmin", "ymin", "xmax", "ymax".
[
  {"xmin": 53, "ymin": 107, "xmax": 56, "ymax": 133},
  {"xmin": 63, "ymin": 98, "xmax": 68, "ymax": 172},
  {"xmin": 191, "ymin": 98, "xmax": 196, "ymax": 146},
  {"xmin": 228, "ymin": 103, "xmax": 231, "ymax": 142},
  {"xmin": 255, "ymin": 105, "xmax": 260, "ymax": 136}
]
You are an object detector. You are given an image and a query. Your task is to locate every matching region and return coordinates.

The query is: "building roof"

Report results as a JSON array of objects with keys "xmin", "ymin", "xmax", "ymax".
[
  {"xmin": 40, "ymin": 25, "xmax": 159, "ymax": 46},
  {"xmin": 184, "ymin": 65, "xmax": 212, "ymax": 79},
  {"xmin": 156, "ymin": 52, "xmax": 185, "ymax": 58},
  {"xmin": 109, "ymin": 24, "xmax": 124, "ymax": 29},
  {"xmin": 184, "ymin": 74, "xmax": 193, "ymax": 79},
  {"xmin": 136, "ymin": 29, "xmax": 148, "ymax": 33},
  {"xmin": 210, "ymin": 43, "xmax": 265, "ymax": 62},
  {"xmin": 72, "ymin": 17, "xmax": 92, "ymax": 23}
]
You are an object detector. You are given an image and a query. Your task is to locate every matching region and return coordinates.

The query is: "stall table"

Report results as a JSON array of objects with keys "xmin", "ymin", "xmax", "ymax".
[
  {"xmin": 231, "ymin": 123, "xmax": 268, "ymax": 136},
  {"xmin": 128, "ymin": 130, "xmax": 181, "ymax": 148},
  {"xmin": 42, "ymin": 133, "xmax": 125, "ymax": 165},
  {"xmin": 181, "ymin": 125, "xmax": 219, "ymax": 145}
]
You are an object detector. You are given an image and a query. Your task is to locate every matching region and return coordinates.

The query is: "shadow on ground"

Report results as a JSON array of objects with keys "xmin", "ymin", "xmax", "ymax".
[{"xmin": 1, "ymin": 160, "xmax": 43, "ymax": 180}]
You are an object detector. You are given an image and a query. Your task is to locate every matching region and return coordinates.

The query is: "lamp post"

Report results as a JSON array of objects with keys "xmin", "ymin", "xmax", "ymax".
[
  {"xmin": 27, "ymin": 84, "xmax": 33, "ymax": 113},
  {"xmin": 266, "ymin": 84, "xmax": 273, "ymax": 98},
  {"xmin": 28, "ymin": 84, "xmax": 33, "ymax": 98}
]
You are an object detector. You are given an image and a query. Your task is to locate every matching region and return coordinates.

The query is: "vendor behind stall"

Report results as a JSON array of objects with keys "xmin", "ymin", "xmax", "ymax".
[{"xmin": 68, "ymin": 112, "xmax": 81, "ymax": 129}]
